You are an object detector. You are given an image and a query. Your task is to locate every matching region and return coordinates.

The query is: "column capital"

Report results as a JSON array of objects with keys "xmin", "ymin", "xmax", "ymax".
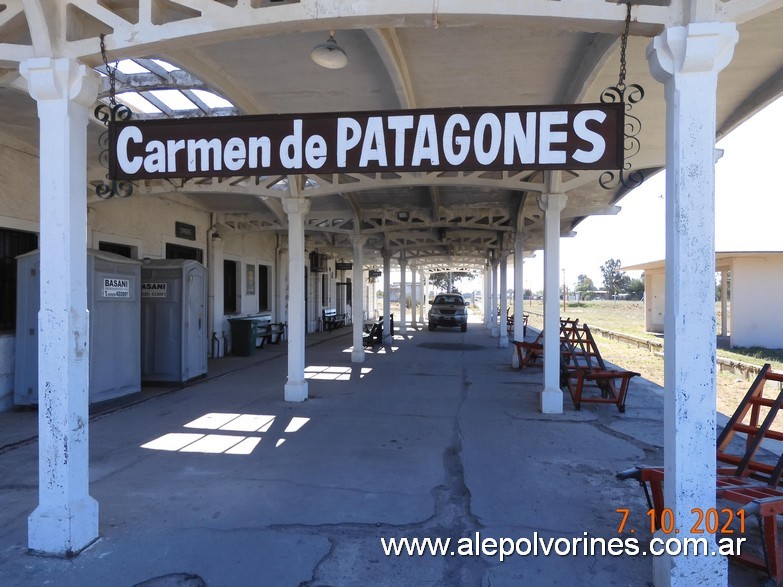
[
  {"xmin": 21, "ymin": 58, "xmax": 100, "ymax": 107},
  {"xmin": 398, "ymin": 257, "xmax": 408, "ymax": 269},
  {"xmin": 538, "ymin": 193, "xmax": 567, "ymax": 213},
  {"xmin": 647, "ymin": 22, "xmax": 738, "ymax": 83},
  {"xmin": 282, "ymin": 196, "xmax": 311, "ymax": 216},
  {"xmin": 350, "ymin": 234, "xmax": 366, "ymax": 247}
]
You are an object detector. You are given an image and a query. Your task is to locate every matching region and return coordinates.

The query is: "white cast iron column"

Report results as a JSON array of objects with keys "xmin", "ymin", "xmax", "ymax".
[
  {"xmin": 283, "ymin": 195, "xmax": 311, "ymax": 401},
  {"xmin": 382, "ymin": 252, "xmax": 392, "ymax": 343},
  {"xmin": 410, "ymin": 266, "xmax": 418, "ymax": 327},
  {"xmin": 490, "ymin": 259, "xmax": 499, "ymax": 337},
  {"xmin": 422, "ymin": 271, "xmax": 428, "ymax": 326},
  {"xmin": 513, "ymin": 238, "xmax": 525, "ymax": 341},
  {"xmin": 648, "ymin": 22, "xmax": 738, "ymax": 587},
  {"xmin": 398, "ymin": 257, "xmax": 408, "ymax": 335},
  {"xmin": 425, "ymin": 270, "xmax": 432, "ymax": 324},
  {"xmin": 498, "ymin": 252, "xmax": 509, "ymax": 348},
  {"xmin": 538, "ymin": 193, "xmax": 567, "ymax": 414},
  {"xmin": 511, "ymin": 237, "xmax": 525, "ymax": 366},
  {"xmin": 22, "ymin": 58, "xmax": 100, "ymax": 556},
  {"xmin": 720, "ymin": 269, "xmax": 728, "ymax": 337},
  {"xmin": 351, "ymin": 235, "xmax": 366, "ymax": 363},
  {"xmin": 209, "ymin": 234, "xmax": 225, "ymax": 356},
  {"xmin": 483, "ymin": 264, "xmax": 492, "ymax": 328}
]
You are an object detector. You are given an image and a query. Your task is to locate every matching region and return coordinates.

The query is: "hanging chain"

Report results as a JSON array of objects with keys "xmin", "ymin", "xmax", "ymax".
[
  {"xmin": 617, "ymin": 2, "xmax": 631, "ymax": 90},
  {"xmin": 598, "ymin": 2, "xmax": 645, "ymax": 191},
  {"xmin": 95, "ymin": 34, "xmax": 134, "ymax": 199},
  {"xmin": 99, "ymin": 33, "xmax": 117, "ymax": 107}
]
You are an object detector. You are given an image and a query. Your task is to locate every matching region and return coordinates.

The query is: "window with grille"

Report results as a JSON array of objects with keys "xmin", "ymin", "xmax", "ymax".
[
  {"xmin": 224, "ymin": 260, "xmax": 238, "ymax": 314},
  {"xmin": 99, "ymin": 241, "xmax": 133, "ymax": 258},
  {"xmin": 165, "ymin": 243, "xmax": 203, "ymax": 263},
  {"xmin": 0, "ymin": 228, "xmax": 38, "ymax": 332},
  {"xmin": 258, "ymin": 265, "xmax": 270, "ymax": 312}
]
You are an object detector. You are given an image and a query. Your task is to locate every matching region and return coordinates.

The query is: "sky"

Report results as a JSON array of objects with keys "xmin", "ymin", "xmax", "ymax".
[{"xmin": 514, "ymin": 95, "xmax": 783, "ymax": 293}]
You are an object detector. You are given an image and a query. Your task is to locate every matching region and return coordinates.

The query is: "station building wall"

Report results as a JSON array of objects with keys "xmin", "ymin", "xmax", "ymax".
[
  {"xmin": 0, "ymin": 136, "xmax": 40, "ymax": 410},
  {"xmin": 0, "ymin": 133, "xmax": 365, "ymax": 410},
  {"xmin": 730, "ymin": 255, "xmax": 783, "ymax": 349}
]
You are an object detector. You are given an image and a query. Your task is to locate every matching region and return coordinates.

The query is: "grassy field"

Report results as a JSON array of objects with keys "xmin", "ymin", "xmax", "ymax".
[{"xmin": 520, "ymin": 299, "xmax": 783, "ymax": 422}]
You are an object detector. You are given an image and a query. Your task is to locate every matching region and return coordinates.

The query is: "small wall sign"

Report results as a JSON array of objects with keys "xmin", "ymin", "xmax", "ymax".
[{"xmin": 175, "ymin": 222, "xmax": 197, "ymax": 241}]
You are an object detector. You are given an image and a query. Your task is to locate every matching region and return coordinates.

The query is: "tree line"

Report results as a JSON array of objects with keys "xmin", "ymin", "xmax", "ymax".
[{"xmin": 575, "ymin": 258, "xmax": 644, "ymax": 301}]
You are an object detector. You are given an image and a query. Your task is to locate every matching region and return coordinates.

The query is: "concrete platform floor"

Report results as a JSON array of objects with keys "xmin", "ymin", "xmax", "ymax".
[{"xmin": 0, "ymin": 319, "xmax": 766, "ymax": 586}]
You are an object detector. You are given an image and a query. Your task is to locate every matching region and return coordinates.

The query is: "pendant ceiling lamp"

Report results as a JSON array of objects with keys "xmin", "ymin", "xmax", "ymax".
[{"xmin": 311, "ymin": 31, "xmax": 348, "ymax": 69}]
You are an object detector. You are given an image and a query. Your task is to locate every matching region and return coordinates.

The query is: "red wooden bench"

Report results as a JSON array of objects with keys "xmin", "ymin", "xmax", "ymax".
[
  {"xmin": 512, "ymin": 318, "xmax": 576, "ymax": 371},
  {"xmin": 618, "ymin": 364, "xmax": 783, "ymax": 585},
  {"xmin": 507, "ymin": 312, "xmax": 528, "ymax": 337},
  {"xmin": 512, "ymin": 331, "xmax": 543, "ymax": 369},
  {"xmin": 559, "ymin": 321, "xmax": 639, "ymax": 413}
]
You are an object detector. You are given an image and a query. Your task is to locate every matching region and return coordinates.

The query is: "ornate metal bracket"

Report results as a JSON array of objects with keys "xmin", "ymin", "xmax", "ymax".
[
  {"xmin": 94, "ymin": 33, "xmax": 134, "ymax": 199},
  {"xmin": 599, "ymin": 82, "xmax": 645, "ymax": 190},
  {"xmin": 599, "ymin": 2, "xmax": 645, "ymax": 191},
  {"xmin": 94, "ymin": 102, "xmax": 134, "ymax": 199}
]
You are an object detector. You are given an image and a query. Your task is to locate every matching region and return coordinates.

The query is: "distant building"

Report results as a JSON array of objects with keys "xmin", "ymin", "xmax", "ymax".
[{"xmin": 624, "ymin": 252, "xmax": 783, "ymax": 349}]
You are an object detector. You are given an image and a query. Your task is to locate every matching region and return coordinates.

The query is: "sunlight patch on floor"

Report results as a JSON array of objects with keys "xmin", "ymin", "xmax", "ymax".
[
  {"xmin": 304, "ymin": 365, "xmax": 372, "ymax": 380},
  {"xmin": 141, "ymin": 413, "xmax": 309, "ymax": 455}
]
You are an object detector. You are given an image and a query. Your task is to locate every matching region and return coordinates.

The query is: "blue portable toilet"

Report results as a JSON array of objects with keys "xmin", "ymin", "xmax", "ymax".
[{"xmin": 14, "ymin": 249, "xmax": 142, "ymax": 406}]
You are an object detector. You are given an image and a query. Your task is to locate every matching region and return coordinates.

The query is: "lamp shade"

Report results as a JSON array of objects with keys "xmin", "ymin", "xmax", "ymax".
[{"xmin": 311, "ymin": 33, "xmax": 348, "ymax": 69}]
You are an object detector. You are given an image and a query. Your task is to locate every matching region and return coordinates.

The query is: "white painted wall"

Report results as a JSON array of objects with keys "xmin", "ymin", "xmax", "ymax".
[
  {"xmin": 0, "ymin": 140, "xmax": 40, "ymax": 412},
  {"xmin": 645, "ymin": 269, "xmax": 665, "ymax": 333},
  {"xmin": 226, "ymin": 230, "xmax": 278, "ymax": 312},
  {"xmin": 89, "ymin": 195, "xmax": 208, "ymax": 259},
  {"xmin": 731, "ymin": 255, "xmax": 783, "ymax": 348},
  {"xmin": 0, "ymin": 174, "xmax": 287, "ymax": 397},
  {"xmin": 0, "ymin": 134, "xmax": 40, "ymax": 222},
  {"xmin": 0, "ymin": 335, "xmax": 14, "ymax": 411},
  {"xmin": 0, "ymin": 139, "xmax": 363, "ymax": 401},
  {"xmin": 219, "ymin": 229, "xmax": 279, "ymax": 338},
  {"xmin": 90, "ymin": 195, "xmax": 283, "ymax": 352},
  {"xmin": 642, "ymin": 255, "xmax": 783, "ymax": 348}
]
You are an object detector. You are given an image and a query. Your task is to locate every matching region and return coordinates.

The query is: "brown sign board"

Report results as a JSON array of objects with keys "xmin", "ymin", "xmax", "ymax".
[{"xmin": 108, "ymin": 104, "xmax": 623, "ymax": 180}]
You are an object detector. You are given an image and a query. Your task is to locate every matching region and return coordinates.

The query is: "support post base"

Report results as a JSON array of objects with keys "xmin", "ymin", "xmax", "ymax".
[
  {"xmin": 540, "ymin": 387, "xmax": 563, "ymax": 414},
  {"xmin": 653, "ymin": 539, "xmax": 727, "ymax": 587},
  {"xmin": 284, "ymin": 380, "xmax": 308, "ymax": 402},
  {"xmin": 28, "ymin": 496, "xmax": 99, "ymax": 557}
]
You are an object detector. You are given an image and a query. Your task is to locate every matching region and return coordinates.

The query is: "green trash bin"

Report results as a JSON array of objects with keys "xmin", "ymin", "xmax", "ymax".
[{"xmin": 229, "ymin": 318, "xmax": 257, "ymax": 356}]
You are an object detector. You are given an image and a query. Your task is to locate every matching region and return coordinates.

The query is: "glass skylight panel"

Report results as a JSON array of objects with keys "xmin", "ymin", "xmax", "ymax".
[
  {"xmin": 190, "ymin": 89, "xmax": 233, "ymax": 109},
  {"xmin": 97, "ymin": 58, "xmax": 236, "ymax": 117},
  {"xmin": 116, "ymin": 59, "xmax": 149, "ymax": 74},
  {"xmin": 116, "ymin": 92, "xmax": 161, "ymax": 114},
  {"xmin": 148, "ymin": 89, "xmax": 198, "ymax": 111},
  {"xmin": 151, "ymin": 59, "xmax": 179, "ymax": 72}
]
